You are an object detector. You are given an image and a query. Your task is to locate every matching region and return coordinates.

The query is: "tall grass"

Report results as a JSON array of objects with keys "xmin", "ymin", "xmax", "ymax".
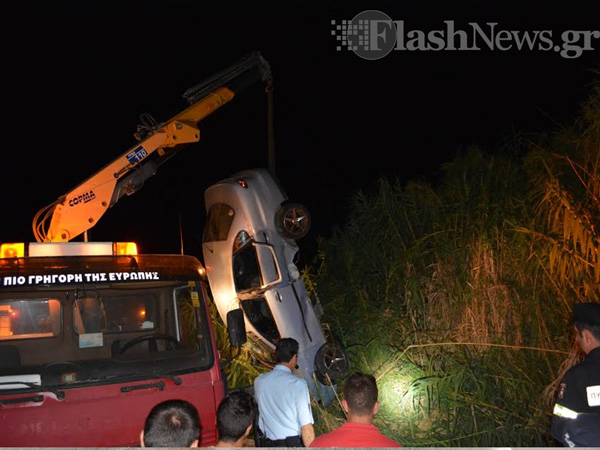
[{"xmin": 303, "ymin": 75, "xmax": 600, "ymax": 446}]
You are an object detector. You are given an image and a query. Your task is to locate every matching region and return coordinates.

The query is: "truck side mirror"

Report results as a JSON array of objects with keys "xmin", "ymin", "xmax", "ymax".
[{"xmin": 226, "ymin": 308, "xmax": 247, "ymax": 348}]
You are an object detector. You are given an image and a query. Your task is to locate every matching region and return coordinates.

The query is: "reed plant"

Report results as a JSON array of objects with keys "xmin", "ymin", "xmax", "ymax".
[{"xmin": 305, "ymin": 75, "xmax": 599, "ymax": 446}]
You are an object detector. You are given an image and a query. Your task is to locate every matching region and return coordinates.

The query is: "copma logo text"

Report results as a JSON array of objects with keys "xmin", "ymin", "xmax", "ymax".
[
  {"xmin": 69, "ymin": 190, "xmax": 96, "ymax": 207},
  {"xmin": 332, "ymin": 10, "xmax": 600, "ymax": 60}
]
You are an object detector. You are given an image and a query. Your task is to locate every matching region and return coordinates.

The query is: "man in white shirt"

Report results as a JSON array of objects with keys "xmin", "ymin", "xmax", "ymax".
[{"xmin": 254, "ymin": 337, "xmax": 315, "ymax": 447}]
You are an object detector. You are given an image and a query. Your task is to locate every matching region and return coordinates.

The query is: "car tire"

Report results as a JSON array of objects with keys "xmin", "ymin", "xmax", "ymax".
[
  {"xmin": 275, "ymin": 202, "xmax": 311, "ymax": 240},
  {"xmin": 314, "ymin": 342, "xmax": 350, "ymax": 385}
]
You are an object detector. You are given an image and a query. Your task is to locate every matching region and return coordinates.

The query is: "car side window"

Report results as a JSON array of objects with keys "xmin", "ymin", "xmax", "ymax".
[
  {"xmin": 233, "ymin": 235, "xmax": 261, "ymax": 291},
  {"xmin": 240, "ymin": 296, "xmax": 280, "ymax": 344},
  {"xmin": 203, "ymin": 203, "xmax": 235, "ymax": 243}
]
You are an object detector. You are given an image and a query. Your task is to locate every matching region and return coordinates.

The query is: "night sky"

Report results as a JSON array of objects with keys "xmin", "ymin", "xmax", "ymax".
[{"xmin": 3, "ymin": 2, "xmax": 600, "ymax": 267}]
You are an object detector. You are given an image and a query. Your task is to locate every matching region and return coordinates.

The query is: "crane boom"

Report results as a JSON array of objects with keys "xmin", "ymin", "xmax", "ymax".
[{"xmin": 33, "ymin": 51, "xmax": 272, "ymax": 243}]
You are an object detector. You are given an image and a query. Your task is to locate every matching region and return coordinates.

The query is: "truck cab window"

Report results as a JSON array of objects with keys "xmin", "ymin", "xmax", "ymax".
[
  {"xmin": 74, "ymin": 293, "xmax": 157, "ymax": 335},
  {"xmin": 74, "ymin": 295, "xmax": 106, "ymax": 334},
  {"xmin": 0, "ymin": 299, "xmax": 61, "ymax": 340}
]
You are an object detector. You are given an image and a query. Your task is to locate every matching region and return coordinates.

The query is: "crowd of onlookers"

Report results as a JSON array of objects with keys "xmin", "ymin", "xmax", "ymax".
[
  {"xmin": 140, "ymin": 337, "xmax": 401, "ymax": 448},
  {"xmin": 140, "ymin": 389, "xmax": 257, "ymax": 448},
  {"xmin": 140, "ymin": 301, "xmax": 600, "ymax": 448}
]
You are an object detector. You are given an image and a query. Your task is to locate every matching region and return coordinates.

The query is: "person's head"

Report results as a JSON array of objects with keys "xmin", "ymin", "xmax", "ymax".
[
  {"xmin": 216, "ymin": 390, "xmax": 257, "ymax": 445},
  {"xmin": 275, "ymin": 337, "xmax": 299, "ymax": 364},
  {"xmin": 572, "ymin": 303, "xmax": 600, "ymax": 354},
  {"xmin": 342, "ymin": 372, "xmax": 380, "ymax": 420},
  {"xmin": 141, "ymin": 399, "xmax": 200, "ymax": 447}
]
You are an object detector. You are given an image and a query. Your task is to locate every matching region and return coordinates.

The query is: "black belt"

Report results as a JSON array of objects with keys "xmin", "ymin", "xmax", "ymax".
[{"xmin": 259, "ymin": 432, "xmax": 303, "ymax": 447}]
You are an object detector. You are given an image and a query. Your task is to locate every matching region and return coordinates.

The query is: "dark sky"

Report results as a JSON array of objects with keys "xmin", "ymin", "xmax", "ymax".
[{"xmin": 3, "ymin": 2, "xmax": 600, "ymax": 267}]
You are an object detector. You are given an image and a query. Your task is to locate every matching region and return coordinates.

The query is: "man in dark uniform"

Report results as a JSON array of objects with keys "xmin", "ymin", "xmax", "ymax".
[{"xmin": 551, "ymin": 302, "xmax": 600, "ymax": 447}]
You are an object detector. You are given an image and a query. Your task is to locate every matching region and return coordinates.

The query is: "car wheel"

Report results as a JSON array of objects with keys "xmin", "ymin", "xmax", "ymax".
[
  {"xmin": 276, "ymin": 202, "xmax": 311, "ymax": 240},
  {"xmin": 314, "ymin": 343, "xmax": 350, "ymax": 385}
]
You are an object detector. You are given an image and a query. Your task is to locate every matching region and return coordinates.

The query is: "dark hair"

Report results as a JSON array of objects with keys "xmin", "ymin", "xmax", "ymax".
[
  {"xmin": 343, "ymin": 372, "xmax": 378, "ymax": 416},
  {"xmin": 275, "ymin": 337, "xmax": 299, "ymax": 363},
  {"xmin": 217, "ymin": 390, "xmax": 258, "ymax": 443},
  {"xmin": 143, "ymin": 399, "xmax": 200, "ymax": 447},
  {"xmin": 575, "ymin": 321, "xmax": 600, "ymax": 341}
]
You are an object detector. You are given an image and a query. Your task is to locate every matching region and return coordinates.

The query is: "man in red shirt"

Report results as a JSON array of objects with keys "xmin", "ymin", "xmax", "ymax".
[{"xmin": 310, "ymin": 372, "xmax": 401, "ymax": 447}]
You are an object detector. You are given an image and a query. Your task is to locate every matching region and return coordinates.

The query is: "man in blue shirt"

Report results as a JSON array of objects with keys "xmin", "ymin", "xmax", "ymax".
[{"xmin": 254, "ymin": 337, "xmax": 315, "ymax": 447}]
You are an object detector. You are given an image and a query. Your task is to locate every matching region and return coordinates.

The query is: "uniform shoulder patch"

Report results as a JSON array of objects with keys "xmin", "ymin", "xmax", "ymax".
[
  {"xmin": 558, "ymin": 382, "xmax": 567, "ymax": 400},
  {"xmin": 586, "ymin": 384, "xmax": 600, "ymax": 406}
]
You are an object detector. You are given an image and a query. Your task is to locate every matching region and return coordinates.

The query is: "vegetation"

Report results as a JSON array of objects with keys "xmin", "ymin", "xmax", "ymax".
[{"xmin": 215, "ymin": 71, "xmax": 599, "ymax": 446}]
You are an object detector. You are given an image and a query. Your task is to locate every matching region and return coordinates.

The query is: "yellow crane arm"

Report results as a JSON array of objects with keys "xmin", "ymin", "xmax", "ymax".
[{"xmin": 33, "ymin": 52, "xmax": 271, "ymax": 242}]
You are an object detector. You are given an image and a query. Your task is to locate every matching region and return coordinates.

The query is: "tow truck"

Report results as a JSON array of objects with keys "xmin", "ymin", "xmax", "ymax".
[
  {"xmin": 1, "ymin": 50, "xmax": 349, "ymax": 446},
  {"xmin": 0, "ymin": 51, "xmax": 270, "ymax": 447}
]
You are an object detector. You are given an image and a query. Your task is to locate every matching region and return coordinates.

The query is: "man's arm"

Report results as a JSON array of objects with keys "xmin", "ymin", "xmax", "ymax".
[
  {"xmin": 550, "ymin": 370, "xmax": 581, "ymax": 446},
  {"xmin": 551, "ymin": 376, "xmax": 572, "ymax": 445},
  {"xmin": 551, "ymin": 411, "xmax": 568, "ymax": 445},
  {"xmin": 295, "ymin": 380, "xmax": 315, "ymax": 446},
  {"xmin": 301, "ymin": 423, "xmax": 315, "ymax": 447}
]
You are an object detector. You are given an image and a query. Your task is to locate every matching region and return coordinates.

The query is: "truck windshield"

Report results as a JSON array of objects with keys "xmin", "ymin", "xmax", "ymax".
[{"xmin": 0, "ymin": 282, "xmax": 212, "ymax": 378}]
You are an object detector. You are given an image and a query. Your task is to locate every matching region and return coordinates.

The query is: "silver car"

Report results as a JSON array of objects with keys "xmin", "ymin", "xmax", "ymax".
[{"xmin": 202, "ymin": 168, "xmax": 349, "ymax": 405}]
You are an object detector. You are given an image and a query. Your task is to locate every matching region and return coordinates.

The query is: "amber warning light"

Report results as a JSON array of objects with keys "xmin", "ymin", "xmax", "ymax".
[
  {"xmin": 0, "ymin": 242, "xmax": 138, "ymax": 258},
  {"xmin": 0, "ymin": 243, "xmax": 25, "ymax": 258}
]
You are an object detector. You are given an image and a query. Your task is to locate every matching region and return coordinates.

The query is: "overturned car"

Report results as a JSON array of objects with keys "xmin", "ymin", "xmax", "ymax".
[{"xmin": 202, "ymin": 168, "xmax": 349, "ymax": 405}]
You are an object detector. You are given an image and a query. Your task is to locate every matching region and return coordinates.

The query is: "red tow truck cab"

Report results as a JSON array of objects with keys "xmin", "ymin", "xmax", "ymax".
[{"xmin": 0, "ymin": 241, "xmax": 245, "ymax": 447}]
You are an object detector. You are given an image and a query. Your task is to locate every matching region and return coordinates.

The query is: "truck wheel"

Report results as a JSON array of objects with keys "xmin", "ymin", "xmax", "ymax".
[
  {"xmin": 314, "ymin": 343, "xmax": 350, "ymax": 385},
  {"xmin": 276, "ymin": 202, "xmax": 311, "ymax": 240}
]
